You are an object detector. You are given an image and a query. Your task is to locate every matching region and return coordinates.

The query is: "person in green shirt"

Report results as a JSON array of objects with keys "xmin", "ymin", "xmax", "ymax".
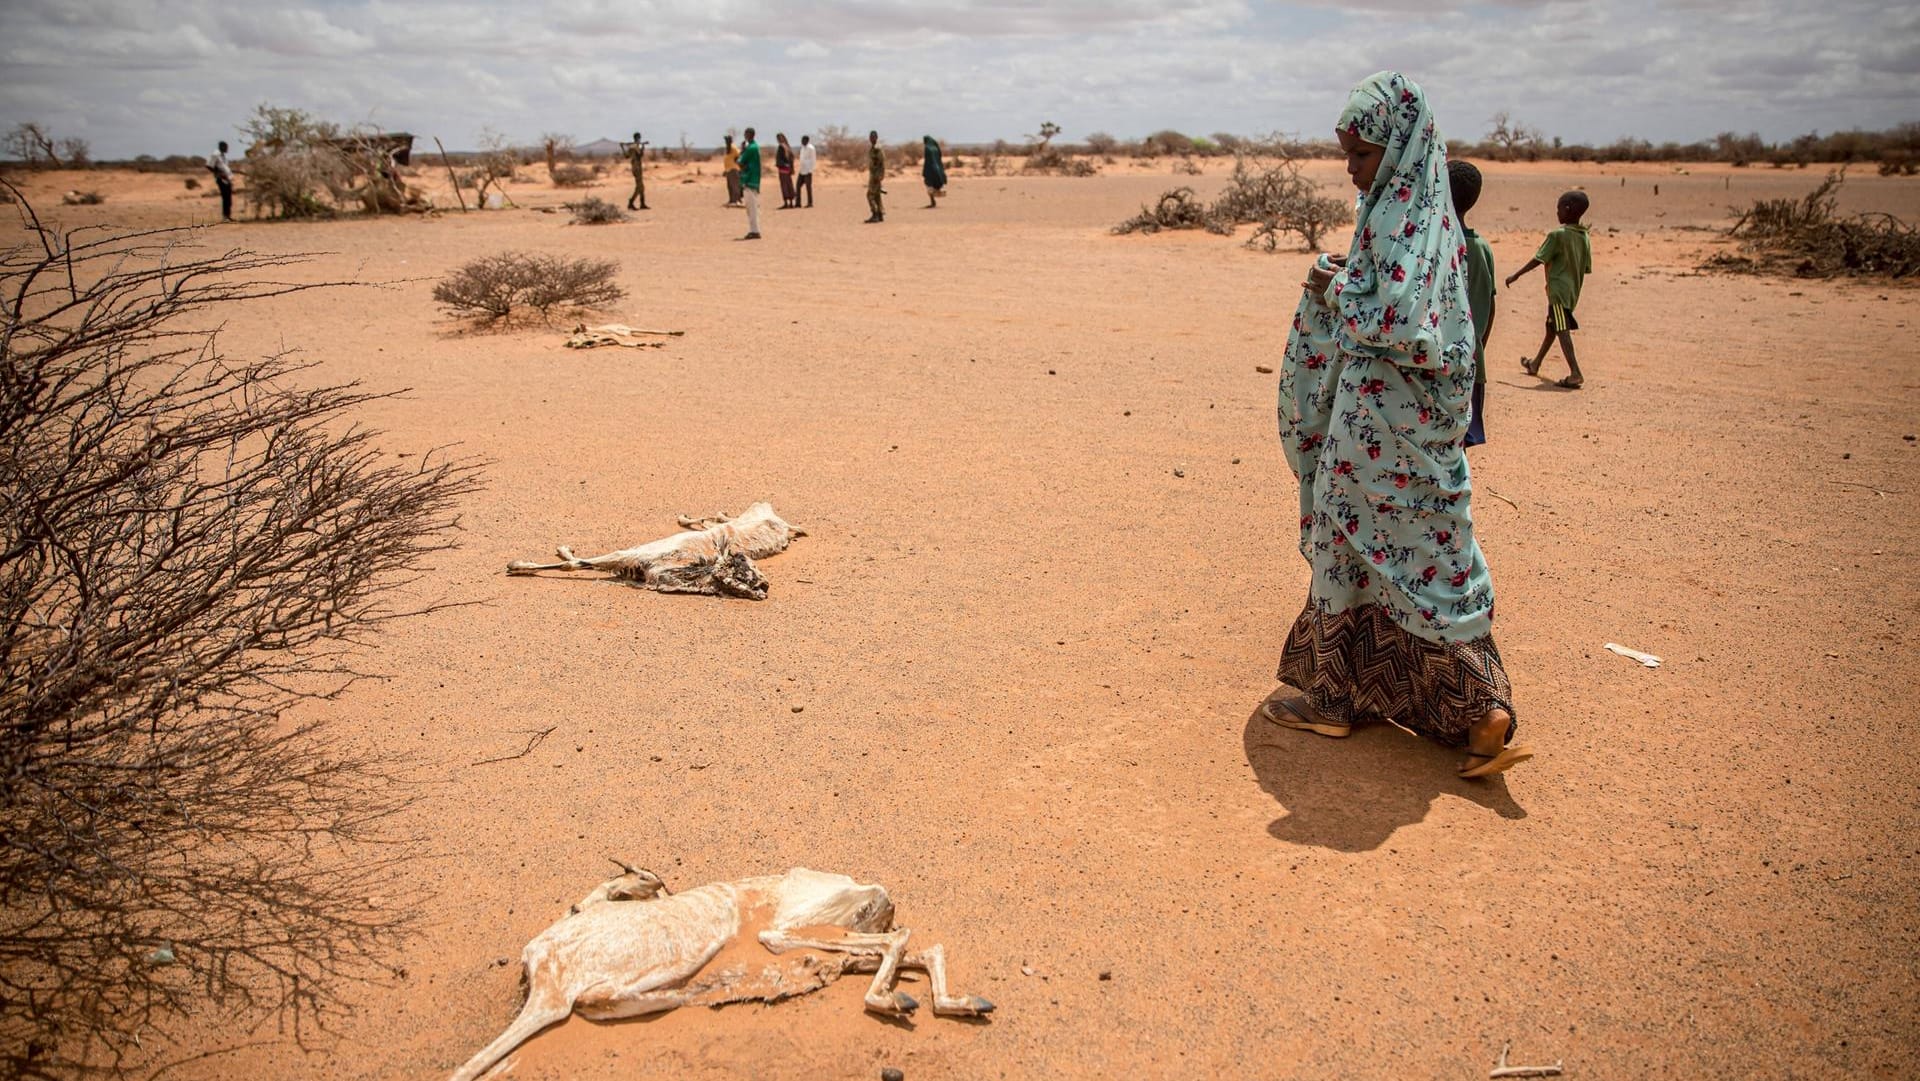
[
  {"xmin": 1508, "ymin": 190, "xmax": 1593, "ymax": 389},
  {"xmin": 864, "ymin": 130, "xmax": 886, "ymax": 223},
  {"xmin": 1448, "ymin": 160, "xmax": 1495, "ymax": 446},
  {"xmin": 738, "ymin": 127, "xmax": 763, "ymax": 239}
]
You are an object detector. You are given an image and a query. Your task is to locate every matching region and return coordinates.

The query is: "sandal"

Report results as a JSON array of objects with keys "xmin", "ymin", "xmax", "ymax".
[
  {"xmin": 1458, "ymin": 744, "xmax": 1534, "ymax": 778},
  {"xmin": 1259, "ymin": 697, "xmax": 1352, "ymax": 739},
  {"xmin": 1555, "ymin": 376, "xmax": 1583, "ymax": 389},
  {"xmin": 1521, "ymin": 356, "xmax": 1542, "ymax": 376}
]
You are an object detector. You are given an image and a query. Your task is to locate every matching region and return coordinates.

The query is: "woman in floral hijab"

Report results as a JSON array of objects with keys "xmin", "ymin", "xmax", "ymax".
[{"xmin": 1268, "ymin": 71, "xmax": 1530, "ymax": 778}]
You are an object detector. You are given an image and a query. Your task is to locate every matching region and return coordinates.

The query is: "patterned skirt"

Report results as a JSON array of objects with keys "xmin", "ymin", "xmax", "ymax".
[{"xmin": 1276, "ymin": 601, "xmax": 1515, "ymax": 747}]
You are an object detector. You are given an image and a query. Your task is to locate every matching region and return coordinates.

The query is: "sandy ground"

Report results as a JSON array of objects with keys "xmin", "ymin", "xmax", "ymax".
[{"xmin": 7, "ymin": 157, "xmax": 1919, "ymax": 1080}]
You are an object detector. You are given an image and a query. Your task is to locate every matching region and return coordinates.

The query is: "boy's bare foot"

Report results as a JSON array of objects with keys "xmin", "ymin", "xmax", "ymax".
[{"xmin": 1458, "ymin": 709, "xmax": 1531, "ymax": 778}]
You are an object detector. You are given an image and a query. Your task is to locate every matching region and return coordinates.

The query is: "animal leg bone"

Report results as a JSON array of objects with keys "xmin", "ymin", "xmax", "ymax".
[
  {"xmin": 903, "ymin": 944, "xmax": 995, "ymax": 1016},
  {"xmin": 758, "ymin": 928, "xmax": 919, "ymax": 1016}
]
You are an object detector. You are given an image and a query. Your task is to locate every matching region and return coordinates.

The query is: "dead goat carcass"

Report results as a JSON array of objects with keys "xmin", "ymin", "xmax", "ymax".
[
  {"xmin": 505, "ymin": 502, "xmax": 802, "ymax": 599},
  {"xmin": 449, "ymin": 865, "xmax": 993, "ymax": 1081}
]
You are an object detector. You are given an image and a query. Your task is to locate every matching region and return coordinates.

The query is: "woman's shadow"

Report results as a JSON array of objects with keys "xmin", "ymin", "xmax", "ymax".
[{"xmin": 1242, "ymin": 701, "xmax": 1526, "ymax": 852}]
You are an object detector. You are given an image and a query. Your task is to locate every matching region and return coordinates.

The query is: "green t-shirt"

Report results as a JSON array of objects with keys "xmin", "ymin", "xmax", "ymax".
[
  {"xmin": 1533, "ymin": 223, "xmax": 1592, "ymax": 311},
  {"xmin": 1462, "ymin": 227, "xmax": 1496, "ymax": 386},
  {"xmin": 738, "ymin": 141, "xmax": 761, "ymax": 190}
]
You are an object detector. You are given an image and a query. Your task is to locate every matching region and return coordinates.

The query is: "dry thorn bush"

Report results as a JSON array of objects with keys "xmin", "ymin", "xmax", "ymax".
[
  {"xmin": 1113, "ymin": 149, "xmax": 1352, "ymax": 252},
  {"xmin": 550, "ymin": 163, "xmax": 593, "ymax": 187},
  {"xmin": 0, "ymin": 184, "xmax": 484, "ymax": 1078},
  {"xmin": 1717, "ymin": 170, "xmax": 1919, "ymax": 278},
  {"xmin": 433, "ymin": 250, "xmax": 627, "ymax": 326},
  {"xmin": 568, "ymin": 196, "xmax": 627, "ymax": 225}
]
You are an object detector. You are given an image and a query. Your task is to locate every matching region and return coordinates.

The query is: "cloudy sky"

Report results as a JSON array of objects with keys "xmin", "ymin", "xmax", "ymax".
[{"xmin": 1, "ymin": 0, "xmax": 1913, "ymax": 159}]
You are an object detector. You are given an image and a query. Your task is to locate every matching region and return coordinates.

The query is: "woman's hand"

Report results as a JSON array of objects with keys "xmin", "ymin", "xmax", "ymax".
[{"xmin": 1303, "ymin": 253, "xmax": 1347, "ymax": 292}]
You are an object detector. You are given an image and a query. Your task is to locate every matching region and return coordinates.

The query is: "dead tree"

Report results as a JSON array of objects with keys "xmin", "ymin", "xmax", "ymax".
[{"xmin": 0, "ymin": 185, "xmax": 484, "ymax": 1078}]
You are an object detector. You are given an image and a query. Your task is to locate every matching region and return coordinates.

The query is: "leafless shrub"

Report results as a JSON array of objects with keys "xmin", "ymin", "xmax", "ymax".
[
  {"xmin": 0, "ymin": 187, "xmax": 483, "ymax": 1078},
  {"xmin": 550, "ymin": 163, "xmax": 593, "ymax": 187},
  {"xmin": 55, "ymin": 138, "xmax": 89, "ymax": 168},
  {"xmin": 1084, "ymin": 132, "xmax": 1118, "ymax": 156},
  {"xmin": 183, "ymin": 176, "xmax": 201, "ymax": 190},
  {"xmin": 1213, "ymin": 151, "xmax": 1353, "ymax": 251},
  {"xmin": 1113, "ymin": 150, "xmax": 1352, "ymax": 251},
  {"xmin": 568, "ymin": 196, "xmax": 627, "ymax": 224},
  {"xmin": 818, "ymin": 124, "xmax": 865, "ymax": 170},
  {"xmin": 1113, "ymin": 187, "xmax": 1226, "ymax": 235},
  {"xmin": 1173, "ymin": 155, "xmax": 1203, "ymax": 176},
  {"xmin": 5, "ymin": 122, "xmax": 61, "ymax": 166},
  {"xmin": 433, "ymin": 250, "xmax": 626, "ymax": 325},
  {"xmin": 1717, "ymin": 170, "xmax": 1919, "ymax": 278},
  {"xmin": 1023, "ymin": 147, "xmax": 1098, "ymax": 176}
]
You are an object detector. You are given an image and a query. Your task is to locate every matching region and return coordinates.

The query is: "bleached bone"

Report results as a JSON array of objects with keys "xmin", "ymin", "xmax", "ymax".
[
  {"xmin": 505, "ymin": 502, "xmax": 803, "ymax": 600},
  {"xmin": 449, "ymin": 866, "xmax": 992, "ymax": 1081}
]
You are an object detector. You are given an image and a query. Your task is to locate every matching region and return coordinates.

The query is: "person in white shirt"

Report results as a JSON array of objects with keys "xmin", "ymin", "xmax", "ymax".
[
  {"xmin": 206, "ymin": 140, "xmax": 234, "ymax": 221},
  {"xmin": 796, "ymin": 134, "xmax": 816, "ymax": 208}
]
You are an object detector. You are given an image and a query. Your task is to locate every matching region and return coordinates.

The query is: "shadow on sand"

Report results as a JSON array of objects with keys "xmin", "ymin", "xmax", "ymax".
[{"xmin": 1241, "ymin": 702, "xmax": 1526, "ymax": 853}]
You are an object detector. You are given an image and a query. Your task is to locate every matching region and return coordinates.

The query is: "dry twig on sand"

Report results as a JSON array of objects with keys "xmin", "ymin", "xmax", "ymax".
[{"xmin": 471, "ymin": 726, "xmax": 558, "ymax": 766}]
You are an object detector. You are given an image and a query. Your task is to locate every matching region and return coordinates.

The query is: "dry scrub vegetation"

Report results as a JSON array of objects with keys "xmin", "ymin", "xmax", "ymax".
[
  {"xmin": 1715, "ymin": 171, "xmax": 1920, "ymax": 278},
  {"xmin": 433, "ymin": 251, "xmax": 627, "ymax": 325},
  {"xmin": 0, "ymin": 188, "xmax": 482, "ymax": 1077},
  {"xmin": 1115, "ymin": 149, "xmax": 1353, "ymax": 251}
]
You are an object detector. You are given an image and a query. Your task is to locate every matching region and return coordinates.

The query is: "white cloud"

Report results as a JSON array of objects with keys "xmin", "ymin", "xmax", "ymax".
[{"xmin": 0, "ymin": 0, "xmax": 1907, "ymax": 159}]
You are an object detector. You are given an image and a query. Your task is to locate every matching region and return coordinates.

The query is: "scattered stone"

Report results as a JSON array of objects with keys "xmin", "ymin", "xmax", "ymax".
[
  {"xmin": 494, "ymin": 956, "xmax": 511, "ymax": 967},
  {"xmin": 791, "ymin": 704, "xmax": 805, "ymax": 713},
  {"xmin": 1231, "ymin": 457, "xmax": 1241, "ymax": 465},
  {"xmin": 146, "ymin": 945, "xmax": 176, "ymax": 966},
  {"xmin": 1842, "ymin": 452, "xmax": 1851, "ymax": 459},
  {"xmin": 1123, "ymin": 410, "xmax": 1131, "ymax": 416},
  {"xmin": 1172, "ymin": 468, "xmax": 1185, "ymax": 478},
  {"xmin": 650, "ymin": 754, "xmax": 663, "ymax": 762},
  {"xmin": 1021, "ymin": 965, "xmax": 1035, "ymax": 976},
  {"xmin": 1255, "ymin": 365, "xmax": 1274, "ymax": 374},
  {"xmin": 882, "ymin": 1069, "xmax": 905, "ymax": 1081},
  {"xmin": 1047, "ymin": 369, "xmax": 1056, "ymax": 375},
  {"xmin": 1904, "ymin": 434, "xmax": 1915, "ymax": 442},
  {"xmin": 1099, "ymin": 970, "xmax": 1112, "ymax": 981}
]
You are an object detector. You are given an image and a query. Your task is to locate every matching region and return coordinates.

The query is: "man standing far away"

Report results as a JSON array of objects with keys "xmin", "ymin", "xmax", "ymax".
[
  {"xmin": 796, "ymin": 134, "xmax": 816, "ymax": 208},
  {"xmin": 722, "ymin": 134, "xmax": 742, "ymax": 206},
  {"xmin": 738, "ymin": 127, "xmax": 763, "ymax": 239},
  {"xmin": 623, "ymin": 131, "xmax": 649, "ymax": 211},
  {"xmin": 206, "ymin": 140, "xmax": 234, "ymax": 222},
  {"xmin": 864, "ymin": 130, "xmax": 885, "ymax": 223}
]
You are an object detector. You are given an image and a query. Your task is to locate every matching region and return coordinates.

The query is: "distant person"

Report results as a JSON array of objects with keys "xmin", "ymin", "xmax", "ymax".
[
  {"xmin": 623, "ymin": 131, "xmax": 650, "ymax": 211},
  {"xmin": 723, "ymin": 134, "xmax": 742, "ymax": 207},
  {"xmin": 864, "ymin": 130, "xmax": 885, "ymax": 223},
  {"xmin": 921, "ymin": 135, "xmax": 946, "ymax": 209},
  {"xmin": 1508, "ymin": 190, "xmax": 1593, "ymax": 389},
  {"xmin": 739, "ymin": 127, "xmax": 763, "ymax": 239},
  {"xmin": 796, "ymin": 134, "xmax": 816, "ymax": 208},
  {"xmin": 1449, "ymin": 160, "xmax": 1495, "ymax": 446},
  {"xmin": 775, "ymin": 133, "xmax": 796, "ymax": 209},
  {"xmin": 206, "ymin": 140, "xmax": 234, "ymax": 222}
]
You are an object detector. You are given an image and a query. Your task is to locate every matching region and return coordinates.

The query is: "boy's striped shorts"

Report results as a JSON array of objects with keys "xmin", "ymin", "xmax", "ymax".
[{"xmin": 1547, "ymin": 302, "xmax": 1579, "ymax": 334}]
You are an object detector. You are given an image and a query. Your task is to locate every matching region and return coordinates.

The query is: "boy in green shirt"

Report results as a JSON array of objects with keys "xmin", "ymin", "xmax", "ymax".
[
  {"xmin": 1448, "ymin": 160, "xmax": 1495, "ymax": 446},
  {"xmin": 738, "ymin": 127, "xmax": 762, "ymax": 240},
  {"xmin": 1508, "ymin": 190, "xmax": 1593, "ymax": 389}
]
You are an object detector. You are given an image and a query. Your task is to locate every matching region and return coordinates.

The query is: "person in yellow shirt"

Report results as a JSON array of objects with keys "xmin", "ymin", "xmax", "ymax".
[{"xmin": 722, "ymin": 134, "xmax": 742, "ymax": 207}]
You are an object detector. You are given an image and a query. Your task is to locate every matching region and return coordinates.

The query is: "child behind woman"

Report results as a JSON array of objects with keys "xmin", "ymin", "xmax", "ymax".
[
  {"xmin": 1448, "ymin": 160, "xmax": 1495, "ymax": 446},
  {"xmin": 1508, "ymin": 190, "xmax": 1593, "ymax": 389}
]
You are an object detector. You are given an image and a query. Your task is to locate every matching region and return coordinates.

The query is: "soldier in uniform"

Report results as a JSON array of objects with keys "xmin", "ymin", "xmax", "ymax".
[
  {"xmin": 864, "ymin": 130, "xmax": 885, "ymax": 223},
  {"xmin": 622, "ymin": 132, "xmax": 649, "ymax": 211}
]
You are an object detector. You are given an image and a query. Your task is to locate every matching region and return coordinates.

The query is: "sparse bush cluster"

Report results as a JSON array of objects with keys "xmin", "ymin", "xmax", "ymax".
[
  {"xmin": 1716, "ymin": 171, "xmax": 1920, "ymax": 278},
  {"xmin": 0, "ymin": 197, "xmax": 481, "ymax": 1077},
  {"xmin": 569, "ymin": 195, "xmax": 627, "ymax": 224},
  {"xmin": 1114, "ymin": 151, "xmax": 1354, "ymax": 251},
  {"xmin": 433, "ymin": 250, "xmax": 627, "ymax": 325},
  {"xmin": 550, "ymin": 163, "xmax": 593, "ymax": 187}
]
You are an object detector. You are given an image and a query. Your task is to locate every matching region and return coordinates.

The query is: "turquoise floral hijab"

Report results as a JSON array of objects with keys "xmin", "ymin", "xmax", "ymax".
[{"xmin": 1326, "ymin": 71, "xmax": 1473, "ymax": 378}]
